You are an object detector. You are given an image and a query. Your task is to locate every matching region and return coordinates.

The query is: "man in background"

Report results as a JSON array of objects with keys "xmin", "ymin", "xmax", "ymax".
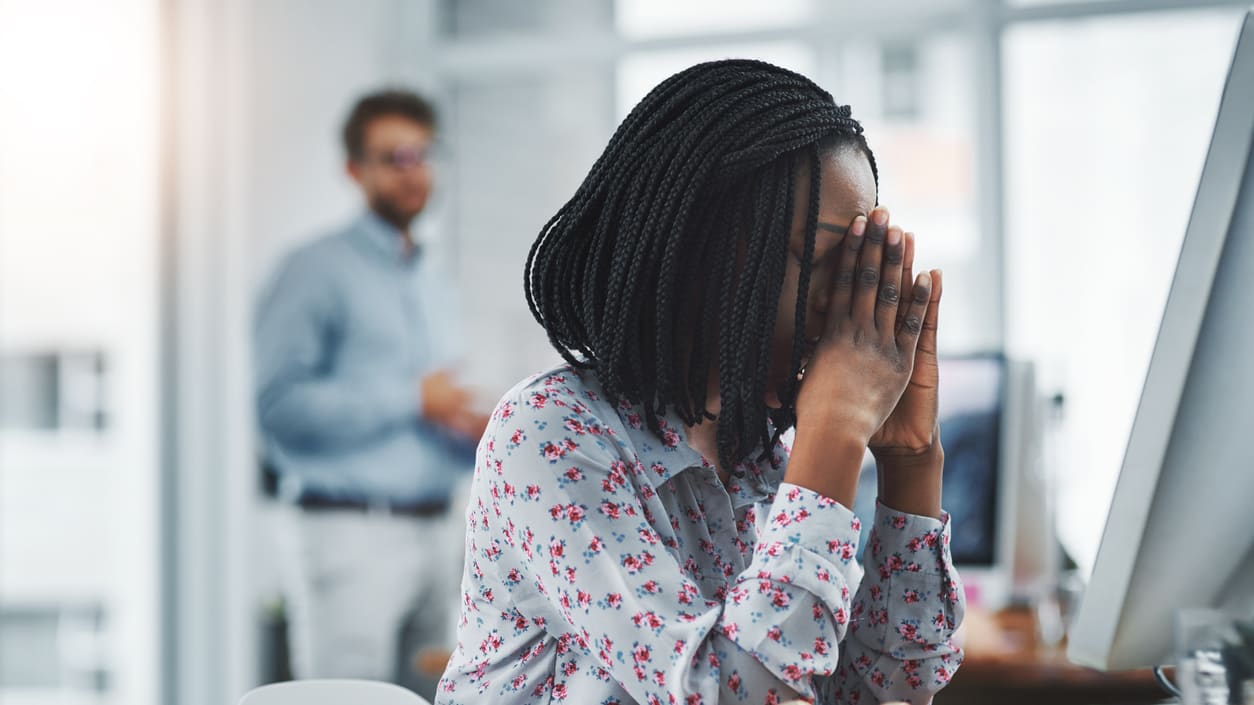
[{"xmin": 254, "ymin": 89, "xmax": 487, "ymax": 686}]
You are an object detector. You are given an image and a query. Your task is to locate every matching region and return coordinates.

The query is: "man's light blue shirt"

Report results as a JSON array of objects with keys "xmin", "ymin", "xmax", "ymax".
[{"xmin": 254, "ymin": 211, "xmax": 472, "ymax": 505}]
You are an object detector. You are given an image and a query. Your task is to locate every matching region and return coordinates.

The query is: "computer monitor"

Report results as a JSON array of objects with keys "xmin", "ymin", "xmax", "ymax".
[{"xmin": 1067, "ymin": 9, "xmax": 1254, "ymax": 671}]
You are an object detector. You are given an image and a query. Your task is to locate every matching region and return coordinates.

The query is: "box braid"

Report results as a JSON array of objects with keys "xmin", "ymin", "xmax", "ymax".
[{"xmin": 524, "ymin": 59, "xmax": 878, "ymax": 473}]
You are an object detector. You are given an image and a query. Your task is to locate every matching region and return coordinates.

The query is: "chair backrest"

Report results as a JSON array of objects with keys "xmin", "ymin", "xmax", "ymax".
[{"xmin": 238, "ymin": 679, "xmax": 431, "ymax": 705}]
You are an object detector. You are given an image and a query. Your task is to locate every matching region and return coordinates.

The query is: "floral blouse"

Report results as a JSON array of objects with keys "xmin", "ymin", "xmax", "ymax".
[{"xmin": 437, "ymin": 365, "xmax": 964, "ymax": 705}]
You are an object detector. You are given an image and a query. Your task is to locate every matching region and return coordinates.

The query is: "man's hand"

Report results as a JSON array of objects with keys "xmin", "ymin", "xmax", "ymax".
[{"xmin": 421, "ymin": 370, "xmax": 489, "ymax": 441}]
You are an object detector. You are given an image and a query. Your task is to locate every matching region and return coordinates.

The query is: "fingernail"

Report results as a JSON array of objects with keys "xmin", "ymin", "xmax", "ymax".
[
  {"xmin": 873, "ymin": 209, "xmax": 889, "ymax": 226},
  {"xmin": 919, "ymin": 272, "xmax": 931, "ymax": 287},
  {"xmin": 850, "ymin": 217, "xmax": 866, "ymax": 236},
  {"xmin": 887, "ymin": 227, "xmax": 902, "ymax": 246}
]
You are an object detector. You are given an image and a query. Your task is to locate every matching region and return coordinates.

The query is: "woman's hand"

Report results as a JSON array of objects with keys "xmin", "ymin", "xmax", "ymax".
[
  {"xmin": 786, "ymin": 206, "xmax": 936, "ymax": 506},
  {"xmin": 868, "ymin": 229, "xmax": 944, "ymax": 459}
]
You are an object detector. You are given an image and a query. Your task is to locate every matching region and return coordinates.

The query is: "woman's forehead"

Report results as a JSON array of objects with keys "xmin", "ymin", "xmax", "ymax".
[{"xmin": 818, "ymin": 148, "xmax": 877, "ymax": 218}]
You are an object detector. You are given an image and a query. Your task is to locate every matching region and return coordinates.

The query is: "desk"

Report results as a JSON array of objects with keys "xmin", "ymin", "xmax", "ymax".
[{"xmin": 935, "ymin": 607, "xmax": 1168, "ymax": 705}]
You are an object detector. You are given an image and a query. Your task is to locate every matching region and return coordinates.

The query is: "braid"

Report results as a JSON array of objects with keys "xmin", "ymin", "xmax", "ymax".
[{"xmin": 524, "ymin": 59, "xmax": 878, "ymax": 472}]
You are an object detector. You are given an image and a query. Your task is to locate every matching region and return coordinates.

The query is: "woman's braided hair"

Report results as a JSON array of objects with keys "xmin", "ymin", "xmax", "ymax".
[{"xmin": 524, "ymin": 59, "xmax": 878, "ymax": 472}]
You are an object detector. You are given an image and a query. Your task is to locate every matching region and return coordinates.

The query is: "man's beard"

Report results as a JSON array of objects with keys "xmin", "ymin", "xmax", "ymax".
[{"xmin": 370, "ymin": 194, "xmax": 420, "ymax": 231}]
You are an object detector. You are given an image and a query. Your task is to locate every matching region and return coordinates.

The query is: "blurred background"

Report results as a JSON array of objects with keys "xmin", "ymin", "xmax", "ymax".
[{"xmin": 0, "ymin": 0, "xmax": 1248, "ymax": 704}]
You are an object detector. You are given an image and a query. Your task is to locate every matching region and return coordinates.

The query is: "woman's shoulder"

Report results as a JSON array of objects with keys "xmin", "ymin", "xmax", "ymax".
[
  {"xmin": 483, "ymin": 361, "xmax": 633, "ymax": 463},
  {"xmin": 493, "ymin": 362, "xmax": 616, "ymax": 421}
]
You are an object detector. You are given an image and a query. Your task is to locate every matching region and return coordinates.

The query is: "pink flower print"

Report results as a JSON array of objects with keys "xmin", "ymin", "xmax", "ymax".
[
  {"xmin": 771, "ymin": 588, "xmax": 791, "ymax": 608},
  {"xmin": 606, "ymin": 592, "xmax": 622, "ymax": 608},
  {"xmin": 564, "ymin": 466, "xmax": 584, "ymax": 481},
  {"xmin": 662, "ymin": 429, "xmax": 680, "ymax": 448},
  {"xmin": 626, "ymin": 412, "xmax": 642, "ymax": 429},
  {"xmin": 510, "ymin": 429, "xmax": 526, "ymax": 445},
  {"xmin": 526, "ymin": 484, "xmax": 541, "ymax": 499},
  {"xmin": 904, "ymin": 589, "xmax": 922, "ymax": 604},
  {"xmin": 727, "ymin": 671, "xmax": 741, "ymax": 693},
  {"xmin": 652, "ymin": 670, "xmax": 666, "ymax": 686},
  {"xmin": 542, "ymin": 442, "xmax": 564, "ymax": 461},
  {"xmin": 892, "ymin": 514, "xmax": 907, "ymax": 529},
  {"xmin": 767, "ymin": 626, "xmax": 782, "ymax": 641},
  {"xmin": 529, "ymin": 392, "xmax": 547, "ymax": 409},
  {"xmin": 510, "ymin": 674, "xmax": 526, "ymax": 690},
  {"xmin": 632, "ymin": 644, "xmax": 650, "ymax": 664},
  {"xmin": 622, "ymin": 554, "xmax": 642, "ymax": 572},
  {"xmin": 782, "ymin": 664, "xmax": 804, "ymax": 681},
  {"xmin": 814, "ymin": 637, "xmax": 830, "ymax": 655},
  {"xmin": 587, "ymin": 536, "xmax": 604, "ymax": 553},
  {"xmin": 563, "ymin": 418, "xmax": 585, "ymax": 434},
  {"xmin": 677, "ymin": 583, "xmax": 697, "ymax": 605},
  {"xmin": 641, "ymin": 580, "xmax": 660, "ymax": 594},
  {"xmin": 898, "ymin": 621, "xmax": 921, "ymax": 643},
  {"xmin": 721, "ymin": 622, "xmax": 739, "ymax": 640},
  {"xmin": 480, "ymin": 632, "xmax": 502, "ymax": 653},
  {"xmin": 871, "ymin": 670, "xmax": 887, "ymax": 688}
]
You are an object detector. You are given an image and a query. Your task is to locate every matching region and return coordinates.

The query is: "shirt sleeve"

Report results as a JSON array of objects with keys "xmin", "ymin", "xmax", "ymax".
[
  {"xmin": 821, "ymin": 502, "xmax": 966, "ymax": 705},
  {"xmin": 254, "ymin": 250, "xmax": 417, "ymax": 451},
  {"xmin": 479, "ymin": 393, "xmax": 884, "ymax": 704}
]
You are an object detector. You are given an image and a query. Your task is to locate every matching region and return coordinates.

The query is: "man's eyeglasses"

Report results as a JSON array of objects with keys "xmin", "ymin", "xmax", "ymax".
[{"xmin": 360, "ymin": 144, "xmax": 436, "ymax": 170}]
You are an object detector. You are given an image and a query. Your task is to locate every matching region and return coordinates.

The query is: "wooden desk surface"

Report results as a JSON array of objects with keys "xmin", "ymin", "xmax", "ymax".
[{"xmin": 935, "ymin": 606, "xmax": 1168, "ymax": 705}]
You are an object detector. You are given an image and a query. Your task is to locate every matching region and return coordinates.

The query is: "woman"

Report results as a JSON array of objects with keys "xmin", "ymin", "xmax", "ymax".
[{"xmin": 438, "ymin": 59, "xmax": 964, "ymax": 705}]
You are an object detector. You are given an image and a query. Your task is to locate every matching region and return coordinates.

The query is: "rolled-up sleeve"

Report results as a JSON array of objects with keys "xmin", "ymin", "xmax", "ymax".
[{"xmin": 824, "ymin": 503, "xmax": 966, "ymax": 704}]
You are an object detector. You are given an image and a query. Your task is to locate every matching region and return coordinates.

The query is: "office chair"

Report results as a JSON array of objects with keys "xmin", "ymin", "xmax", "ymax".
[{"xmin": 238, "ymin": 679, "xmax": 431, "ymax": 705}]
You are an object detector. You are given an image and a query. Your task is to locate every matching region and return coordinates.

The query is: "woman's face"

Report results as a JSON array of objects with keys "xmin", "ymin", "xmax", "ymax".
[{"xmin": 765, "ymin": 145, "xmax": 877, "ymax": 407}]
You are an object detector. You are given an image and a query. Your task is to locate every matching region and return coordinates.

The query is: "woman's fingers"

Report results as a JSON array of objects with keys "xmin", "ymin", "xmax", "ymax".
[
  {"xmin": 896, "ymin": 271, "xmax": 933, "ymax": 357},
  {"xmin": 853, "ymin": 207, "xmax": 889, "ymax": 329},
  {"xmin": 896, "ymin": 232, "xmax": 915, "ymax": 334},
  {"xmin": 917, "ymin": 268, "xmax": 943, "ymax": 359},
  {"xmin": 826, "ymin": 214, "xmax": 866, "ymax": 335},
  {"xmin": 876, "ymin": 224, "xmax": 906, "ymax": 341}
]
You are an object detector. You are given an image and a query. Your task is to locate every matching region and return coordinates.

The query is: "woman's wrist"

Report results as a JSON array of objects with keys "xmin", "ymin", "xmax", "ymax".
[
  {"xmin": 785, "ymin": 427, "xmax": 868, "ymax": 508},
  {"xmin": 875, "ymin": 442, "xmax": 945, "ymax": 519}
]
